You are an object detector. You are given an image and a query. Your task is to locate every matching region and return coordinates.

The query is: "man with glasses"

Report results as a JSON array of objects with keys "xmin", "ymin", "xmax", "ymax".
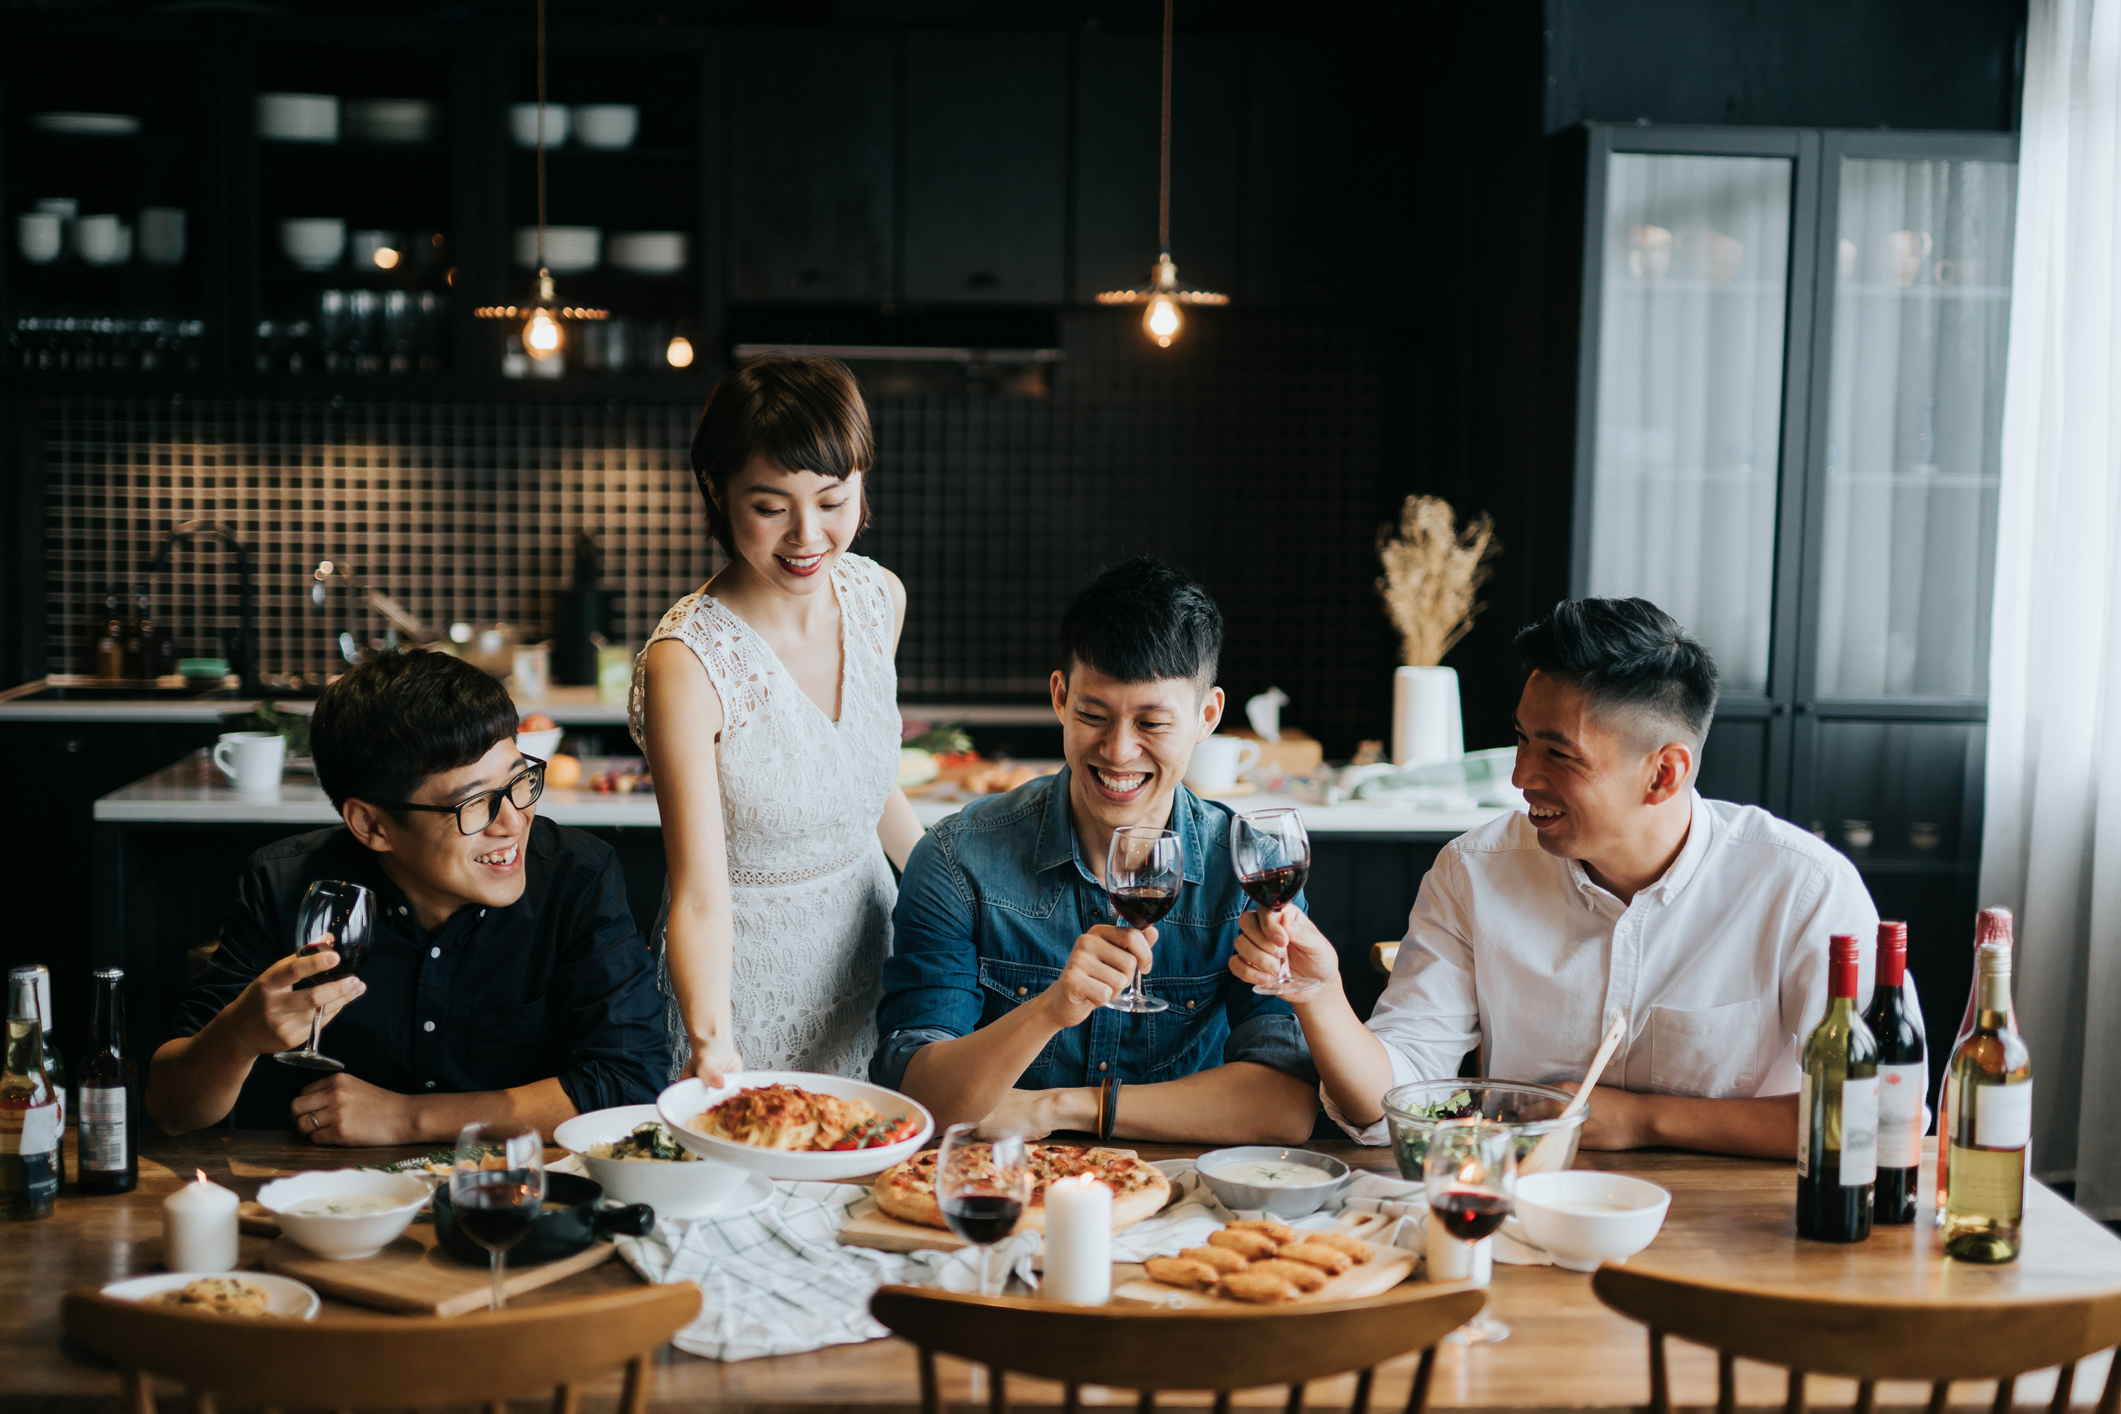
[{"xmin": 146, "ymin": 652, "xmax": 670, "ymax": 1143}]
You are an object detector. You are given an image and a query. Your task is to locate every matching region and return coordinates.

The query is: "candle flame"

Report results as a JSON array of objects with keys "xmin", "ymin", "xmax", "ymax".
[{"xmin": 194, "ymin": 1168, "xmax": 210, "ymax": 1183}]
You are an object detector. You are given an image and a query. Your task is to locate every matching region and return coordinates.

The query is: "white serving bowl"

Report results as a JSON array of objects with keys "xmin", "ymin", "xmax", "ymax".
[
  {"xmin": 609, "ymin": 230, "xmax": 688, "ymax": 275},
  {"xmin": 256, "ymin": 1169, "xmax": 431, "ymax": 1260},
  {"xmin": 511, "ymin": 102, "xmax": 569, "ymax": 148},
  {"xmin": 1509, "ymin": 1170, "xmax": 1671, "ymax": 1272},
  {"xmin": 514, "ymin": 225, "xmax": 599, "ymax": 273},
  {"xmin": 280, "ymin": 217, "xmax": 346, "ymax": 271},
  {"xmin": 573, "ymin": 103, "xmax": 639, "ymax": 150},
  {"xmin": 257, "ymin": 92, "xmax": 339, "ymax": 143},
  {"xmin": 658, "ymin": 1071, "xmax": 934, "ymax": 1182},
  {"xmin": 516, "ymin": 726, "xmax": 564, "ymax": 760},
  {"xmin": 554, "ymin": 1103, "xmax": 755, "ymax": 1218}
]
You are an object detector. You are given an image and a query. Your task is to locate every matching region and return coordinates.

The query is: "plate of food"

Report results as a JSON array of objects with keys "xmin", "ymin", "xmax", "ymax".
[
  {"xmin": 554, "ymin": 1103, "xmax": 774, "ymax": 1220},
  {"xmin": 103, "ymin": 1272, "xmax": 321, "ymax": 1321},
  {"xmin": 657, "ymin": 1071, "xmax": 934, "ymax": 1181},
  {"xmin": 1115, "ymin": 1213, "xmax": 1416, "ymax": 1308}
]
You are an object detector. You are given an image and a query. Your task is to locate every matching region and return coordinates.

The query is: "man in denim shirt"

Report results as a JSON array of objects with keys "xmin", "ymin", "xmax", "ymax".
[{"xmin": 873, "ymin": 559, "xmax": 1318, "ymax": 1145}]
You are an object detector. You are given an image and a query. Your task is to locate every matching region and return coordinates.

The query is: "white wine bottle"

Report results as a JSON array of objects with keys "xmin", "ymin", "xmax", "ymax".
[
  {"xmin": 1797, "ymin": 933, "xmax": 1879, "ymax": 1242},
  {"xmin": 1937, "ymin": 907, "xmax": 2016, "ymax": 1222},
  {"xmin": 1942, "ymin": 938, "xmax": 2032, "ymax": 1262},
  {"xmin": 1, "ymin": 971, "xmax": 61, "ymax": 1221}
]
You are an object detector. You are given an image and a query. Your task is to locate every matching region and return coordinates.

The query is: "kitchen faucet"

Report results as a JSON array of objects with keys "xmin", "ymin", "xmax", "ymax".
[{"xmin": 147, "ymin": 520, "xmax": 258, "ymax": 693}]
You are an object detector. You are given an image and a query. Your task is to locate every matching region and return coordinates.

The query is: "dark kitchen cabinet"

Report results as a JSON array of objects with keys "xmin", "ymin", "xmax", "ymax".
[
  {"xmin": 902, "ymin": 32, "xmax": 1068, "ymax": 305},
  {"xmin": 1073, "ymin": 32, "xmax": 1243, "ymax": 305},
  {"xmin": 728, "ymin": 29, "xmax": 897, "ymax": 304}
]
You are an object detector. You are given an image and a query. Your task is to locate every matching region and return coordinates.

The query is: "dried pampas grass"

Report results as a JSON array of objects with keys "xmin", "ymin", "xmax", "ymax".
[{"xmin": 1375, "ymin": 495, "xmax": 1501, "ymax": 667}]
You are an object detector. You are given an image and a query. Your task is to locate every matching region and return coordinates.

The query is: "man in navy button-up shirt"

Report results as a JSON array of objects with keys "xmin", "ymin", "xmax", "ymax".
[{"xmin": 874, "ymin": 560, "xmax": 1318, "ymax": 1145}]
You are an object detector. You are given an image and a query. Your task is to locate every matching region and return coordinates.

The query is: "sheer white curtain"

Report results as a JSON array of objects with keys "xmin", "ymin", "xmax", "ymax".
[{"xmin": 1978, "ymin": 0, "xmax": 2121, "ymax": 1216}]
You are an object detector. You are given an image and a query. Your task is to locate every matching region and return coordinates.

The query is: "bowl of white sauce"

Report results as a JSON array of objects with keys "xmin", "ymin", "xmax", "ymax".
[
  {"xmin": 1194, "ymin": 1146, "xmax": 1355, "ymax": 1217},
  {"xmin": 256, "ymin": 1169, "xmax": 432, "ymax": 1259}
]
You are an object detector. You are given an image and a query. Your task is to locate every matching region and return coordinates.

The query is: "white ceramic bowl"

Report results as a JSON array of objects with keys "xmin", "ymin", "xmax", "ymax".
[
  {"xmin": 609, "ymin": 230, "xmax": 688, "ymax": 274},
  {"xmin": 514, "ymin": 225, "xmax": 600, "ymax": 273},
  {"xmin": 280, "ymin": 218, "xmax": 346, "ymax": 271},
  {"xmin": 658, "ymin": 1071, "xmax": 934, "ymax": 1181},
  {"xmin": 104, "ymin": 1271, "xmax": 321, "ymax": 1320},
  {"xmin": 1509, "ymin": 1170, "xmax": 1671, "ymax": 1272},
  {"xmin": 511, "ymin": 102, "xmax": 569, "ymax": 148},
  {"xmin": 257, "ymin": 93, "xmax": 339, "ymax": 143},
  {"xmin": 516, "ymin": 726, "xmax": 564, "ymax": 760},
  {"xmin": 1195, "ymin": 1146, "xmax": 1354, "ymax": 1218},
  {"xmin": 554, "ymin": 1103, "xmax": 756, "ymax": 1218},
  {"xmin": 256, "ymin": 1169, "xmax": 431, "ymax": 1260},
  {"xmin": 573, "ymin": 104, "xmax": 639, "ymax": 150}
]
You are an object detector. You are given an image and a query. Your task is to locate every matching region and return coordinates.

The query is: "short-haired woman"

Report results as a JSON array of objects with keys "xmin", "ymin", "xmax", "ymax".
[{"xmin": 632, "ymin": 354, "xmax": 922, "ymax": 1082}]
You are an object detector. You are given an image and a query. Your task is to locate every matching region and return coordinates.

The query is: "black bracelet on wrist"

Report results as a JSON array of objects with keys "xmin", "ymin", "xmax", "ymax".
[{"xmin": 1100, "ymin": 1075, "xmax": 1122, "ymax": 1142}]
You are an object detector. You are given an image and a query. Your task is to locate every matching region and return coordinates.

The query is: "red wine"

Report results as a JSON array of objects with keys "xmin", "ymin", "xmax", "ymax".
[
  {"xmin": 1239, "ymin": 864, "xmax": 1307, "ymax": 910},
  {"xmin": 292, "ymin": 938, "xmax": 372, "ymax": 990},
  {"xmin": 1110, "ymin": 885, "xmax": 1178, "ymax": 930},
  {"xmin": 1430, "ymin": 1189, "xmax": 1510, "ymax": 1240},
  {"xmin": 1864, "ymin": 922, "xmax": 1925, "ymax": 1226},
  {"xmin": 453, "ymin": 1175, "xmax": 541, "ymax": 1251},
  {"xmin": 941, "ymin": 1193, "xmax": 1025, "ymax": 1244}
]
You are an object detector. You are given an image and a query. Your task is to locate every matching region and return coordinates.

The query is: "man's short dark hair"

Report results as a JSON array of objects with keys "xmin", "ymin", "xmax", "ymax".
[
  {"xmin": 1060, "ymin": 557, "xmax": 1222, "ymax": 689},
  {"xmin": 309, "ymin": 651, "xmax": 519, "ymax": 812},
  {"xmin": 1514, "ymin": 598, "xmax": 1718, "ymax": 748}
]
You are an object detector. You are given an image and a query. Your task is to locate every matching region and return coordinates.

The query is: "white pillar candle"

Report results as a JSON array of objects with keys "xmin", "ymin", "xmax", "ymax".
[
  {"xmin": 1424, "ymin": 1219, "xmax": 1493, "ymax": 1285},
  {"xmin": 164, "ymin": 1169, "xmax": 240, "ymax": 1273},
  {"xmin": 1042, "ymin": 1174, "xmax": 1112, "ymax": 1305}
]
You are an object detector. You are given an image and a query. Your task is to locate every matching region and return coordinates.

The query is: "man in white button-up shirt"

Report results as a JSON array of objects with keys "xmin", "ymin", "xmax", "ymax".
[{"xmin": 1231, "ymin": 598, "xmax": 1879, "ymax": 1158}]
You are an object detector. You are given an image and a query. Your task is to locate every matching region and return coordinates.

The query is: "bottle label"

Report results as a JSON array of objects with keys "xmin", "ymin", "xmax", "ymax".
[
  {"xmin": 1796, "ymin": 1073, "xmax": 1812, "ymax": 1177},
  {"xmin": 80, "ymin": 1086, "xmax": 128, "ymax": 1172},
  {"xmin": 1976, "ymin": 1078, "xmax": 2034, "ymax": 1149},
  {"xmin": 1839, "ymin": 1076, "xmax": 1879, "ymax": 1185},
  {"xmin": 0, "ymin": 1101, "xmax": 61, "ymax": 1155},
  {"xmin": 1877, "ymin": 1062, "xmax": 1928, "ymax": 1167}
]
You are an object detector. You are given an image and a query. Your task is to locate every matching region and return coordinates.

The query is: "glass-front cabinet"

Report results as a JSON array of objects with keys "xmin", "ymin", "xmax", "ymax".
[{"xmin": 1569, "ymin": 125, "xmax": 2017, "ymax": 1049}]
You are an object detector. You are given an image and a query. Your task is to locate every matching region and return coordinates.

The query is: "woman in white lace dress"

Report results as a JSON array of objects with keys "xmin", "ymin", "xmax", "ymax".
[{"xmin": 632, "ymin": 355, "xmax": 923, "ymax": 1083}]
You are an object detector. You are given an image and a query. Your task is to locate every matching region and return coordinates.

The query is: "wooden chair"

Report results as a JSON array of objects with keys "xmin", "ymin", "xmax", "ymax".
[
  {"xmin": 62, "ymin": 1282, "xmax": 700, "ymax": 1414},
  {"xmin": 1593, "ymin": 1265, "xmax": 2121, "ymax": 1414},
  {"xmin": 871, "ymin": 1283, "xmax": 1486, "ymax": 1414}
]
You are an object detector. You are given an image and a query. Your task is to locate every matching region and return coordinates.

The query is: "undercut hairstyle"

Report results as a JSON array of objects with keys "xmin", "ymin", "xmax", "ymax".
[
  {"xmin": 309, "ymin": 651, "xmax": 520, "ymax": 813},
  {"xmin": 689, "ymin": 353, "xmax": 875, "ymax": 556},
  {"xmin": 1060, "ymin": 557, "xmax": 1223, "ymax": 691},
  {"xmin": 1514, "ymin": 598, "xmax": 1719, "ymax": 750}
]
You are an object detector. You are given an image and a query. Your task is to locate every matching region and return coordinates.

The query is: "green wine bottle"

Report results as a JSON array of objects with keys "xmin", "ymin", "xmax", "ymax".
[
  {"xmin": 1942, "ymin": 938, "xmax": 2032, "ymax": 1263},
  {"xmin": 1797, "ymin": 933, "xmax": 1879, "ymax": 1242}
]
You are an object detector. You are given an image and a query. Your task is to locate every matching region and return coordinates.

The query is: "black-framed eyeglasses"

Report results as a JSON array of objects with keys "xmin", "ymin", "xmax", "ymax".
[{"xmin": 382, "ymin": 758, "xmax": 546, "ymax": 836}]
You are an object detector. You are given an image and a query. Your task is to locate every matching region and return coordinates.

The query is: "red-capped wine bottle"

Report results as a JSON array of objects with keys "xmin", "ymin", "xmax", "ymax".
[
  {"xmin": 1863, "ymin": 921, "xmax": 1925, "ymax": 1225},
  {"xmin": 1936, "ymin": 908, "xmax": 2017, "ymax": 1222},
  {"xmin": 1797, "ymin": 933, "xmax": 1878, "ymax": 1242}
]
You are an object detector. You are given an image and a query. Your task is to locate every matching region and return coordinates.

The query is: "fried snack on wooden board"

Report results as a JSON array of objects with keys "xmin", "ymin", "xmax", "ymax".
[
  {"xmin": 1246, "ymin": 1258, "xmax": 1329, "ymax": 1294},
  {"xmin": 1277, "ymin": 1241, "xmax": 1354, "ymax": 1275},
  {"xmin": 1225, "ymin": 1218, "xmax": 1295, "ymax": 1242},
  {"xmin": 1144, "ymin": 1256, "xmax": 1221, "ymax": 1291},
  {"xmin": 1218, "ymin": 1270, "xmax": 1301, "ymax": 1304},
  {"xmin": 1302, "ymin": 1231, "xmax": 1376, "ymax": 1264},
  {"xmin": 1179, "ymin": 1243, "xmax": 1250, "ymax": 1273},
  {"xmin": 1206, "ymin": 1228, "xmax": 1281, "ymax": 1260}
]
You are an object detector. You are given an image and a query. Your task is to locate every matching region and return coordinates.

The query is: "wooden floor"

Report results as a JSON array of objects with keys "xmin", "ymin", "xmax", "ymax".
[{"xmin": 8, "ymin": 1132, "xmax": 2119, "ymax": 1412}]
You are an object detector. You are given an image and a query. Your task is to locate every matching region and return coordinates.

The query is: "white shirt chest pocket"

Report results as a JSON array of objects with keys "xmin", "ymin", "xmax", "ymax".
[{"xmin": 1647, "ymin": 998, "xmax": 1781, "ymax": 1099}]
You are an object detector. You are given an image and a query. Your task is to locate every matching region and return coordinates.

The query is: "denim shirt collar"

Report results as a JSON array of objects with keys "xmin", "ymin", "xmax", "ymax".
[{"xmin": 1034, "ymin": 765, "xmax": 1210, "ymax": 886}]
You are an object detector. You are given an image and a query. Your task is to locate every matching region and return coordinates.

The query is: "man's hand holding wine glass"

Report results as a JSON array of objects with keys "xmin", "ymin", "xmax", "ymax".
[
  {"xmin": 1228, "ymin": 906, "xmax": 1339, "ymax": 1000},
  {"xmin": 231, "ymin": 946, "xmax": 366, "ymax": 1056},
  {"xmin": 1045, "ymin": 925, "xmax": 1158, "ymax": 1026}
]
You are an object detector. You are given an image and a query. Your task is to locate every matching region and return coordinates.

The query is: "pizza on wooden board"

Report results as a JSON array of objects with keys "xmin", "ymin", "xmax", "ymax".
[{"xmin": 873, "ymin": 1144, "xmax": 1171, "ymax": 1233}]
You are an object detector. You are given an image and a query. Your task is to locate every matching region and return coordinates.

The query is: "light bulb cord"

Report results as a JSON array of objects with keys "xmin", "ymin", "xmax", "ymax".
[
  {"xmin": 1158, "ymin": 0, "xmax": 1173, "ymax": 255},
  {"xmin": 536, "ymin": 0, "xmax": 548, "ymax": 275}
]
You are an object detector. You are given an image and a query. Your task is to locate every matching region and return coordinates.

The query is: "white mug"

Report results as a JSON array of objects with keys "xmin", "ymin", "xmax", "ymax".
[
  {"xmin": 1184, "ymin": 735, "xmax": 1261, "ymax": 793},
  {"xmin": 213, "ymin": 732, "xmax": 287, "ymax": 796},
  {"xmin": 74, "ymin": 213, "xmax": 125, "ymax": 266},
  {"xmin": 16, "ymin": 211, "xmax": 61, "ymax": 264}
]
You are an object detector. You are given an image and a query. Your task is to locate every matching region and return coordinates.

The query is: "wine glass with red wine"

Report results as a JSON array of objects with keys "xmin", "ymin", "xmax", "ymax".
[
  {"xmin": 1104, "ymin": 825, "xmax": 1180, "ymax": 1014},
  {"xmin": 1230, "ymin": 808, "xmax": 1320, "ymax": 999},
  {"xmin": 936, "ymin": 1122, "xmax": 1033, "ymax": 1298},
  {"xmin": 449, "ymin": 1122, "xmax": 546, "ymax": 1310},
  {"xmin": 272, "ymin": 879, "xmax": 376, "ymax": 1072},
  {"xmin": 1423, "ymin": 1117, "xmax": 1517, "ymax": 1345}
]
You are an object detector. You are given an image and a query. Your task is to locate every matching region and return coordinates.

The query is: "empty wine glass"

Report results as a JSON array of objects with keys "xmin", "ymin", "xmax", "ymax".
[
  {"xmin": 935, "ymin": 1122, "xmax": 1032, "ymax": 1298},
  {"xmin": 1104, "ymin": 825, "xmax": 1180, "ymax": 1013},
  {"xmin": 449, "ymin": 1122, "xmax": 545, "ymax": 1311},
  {"xmin": 1230, "ymin": 808, "xmax": 1319, "ymax": 998},
  {"xmin": 1424, "ymin": 1117, "xmax": 1516, "ymax": 1345},
  {"xmin": 273, "ymin": 879, "xmax": 375, "ymax": 1072}
]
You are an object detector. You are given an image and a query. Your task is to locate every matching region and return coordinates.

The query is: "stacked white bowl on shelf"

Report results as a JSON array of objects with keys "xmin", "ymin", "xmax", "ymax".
[
  {"xmin": 510, "ymin": 103, "xmax": 569, "ymax": 148},
  {"xmin": 344, "ymin": 99, "xmax": 437, "ymax": 145},
  {"xmin": 31, "ymin": 112, "xmax": 141, "ymax": 136},
  {"xmin": 573, "ymin": 104, "xmax": 639, "ymax": 150},
  {"xmin": 514, "ymin": 226, "xmax": 600, "ymax": 273},
  {"xmin": 256, "ymin": 93, "xmax": 339, "ymax": 143},
  {"xmin": 609, "ymin": 231, "xmax": 687, "ymax": 275},
  {"xmin": 281, "ymin": 218, "xmax": 346, "ymax": 271}
]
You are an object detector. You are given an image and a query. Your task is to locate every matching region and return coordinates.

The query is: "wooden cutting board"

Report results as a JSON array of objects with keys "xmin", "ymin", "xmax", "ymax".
[
  {"xmin": 261, "ymin": 1223, "xmax": 616, "ymax": 1316},
  {"xmin": 1112, "ymin": 1212, "xmax": 1417, "ymax": 1309}
]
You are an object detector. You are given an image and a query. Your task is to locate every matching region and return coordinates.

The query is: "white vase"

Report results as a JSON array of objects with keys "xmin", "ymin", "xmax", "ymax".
[{"xmin": 1392, "ymin": 666, "xmax": 1464, "ymax": 767}]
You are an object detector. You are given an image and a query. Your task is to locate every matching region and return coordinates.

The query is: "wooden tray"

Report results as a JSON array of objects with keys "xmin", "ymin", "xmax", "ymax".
[
  {"xmin": 261, "ymin": 1223, "xmax": 616, "ymax": 1316},
  {"xmin": 1111, "ymin": 1212, "xmax": 1417, "ymax": 1309}
]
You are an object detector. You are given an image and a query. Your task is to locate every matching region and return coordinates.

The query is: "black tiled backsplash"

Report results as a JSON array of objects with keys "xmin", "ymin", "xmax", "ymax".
[{"xmin": 45, "ymin": 309, "xmax": 1399, "ymax": 751}]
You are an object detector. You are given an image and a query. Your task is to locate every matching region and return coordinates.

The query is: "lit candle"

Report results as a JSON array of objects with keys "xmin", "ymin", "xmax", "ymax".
[
  {"xmin": 1042, "ymin": 1174, "xmax": 1112, "ymax": 1305},
  {"xmin": 163, "ymin": 1169, "xmax": 240, "ymax": 1273}
]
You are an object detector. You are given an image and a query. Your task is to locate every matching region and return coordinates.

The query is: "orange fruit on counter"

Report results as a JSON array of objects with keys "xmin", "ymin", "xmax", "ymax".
[{"xmin": 545, "ymin": 753, "xmax": 582, "ymax": 789}]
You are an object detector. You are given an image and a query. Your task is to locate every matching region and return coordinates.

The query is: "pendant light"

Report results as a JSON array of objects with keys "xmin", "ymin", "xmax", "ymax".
[
  {"xmin": 475, "ymin": 0, "xmax": 605, "ymax": 359},
  {"xmin": 1095, "ymin": 0, "xmax": 1227, "ymax": 347}
]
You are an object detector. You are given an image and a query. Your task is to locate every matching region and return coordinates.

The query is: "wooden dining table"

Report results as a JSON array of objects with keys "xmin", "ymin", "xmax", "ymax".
[{"xmin": 11, "ymin": 1130, "xmax": 2121, "ymax": 1412}]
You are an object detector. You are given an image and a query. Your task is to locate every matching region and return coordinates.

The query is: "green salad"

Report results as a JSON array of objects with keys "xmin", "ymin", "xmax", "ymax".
[{"xmin": 1389, "ymin": 1088, "xmax": 1545, "ymax": 1175}]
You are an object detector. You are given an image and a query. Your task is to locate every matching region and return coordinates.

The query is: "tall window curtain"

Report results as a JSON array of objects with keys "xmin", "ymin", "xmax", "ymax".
[{"xmin": 1978, "ymin": 0, "xmax": 2121, "ymax": 1216}]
